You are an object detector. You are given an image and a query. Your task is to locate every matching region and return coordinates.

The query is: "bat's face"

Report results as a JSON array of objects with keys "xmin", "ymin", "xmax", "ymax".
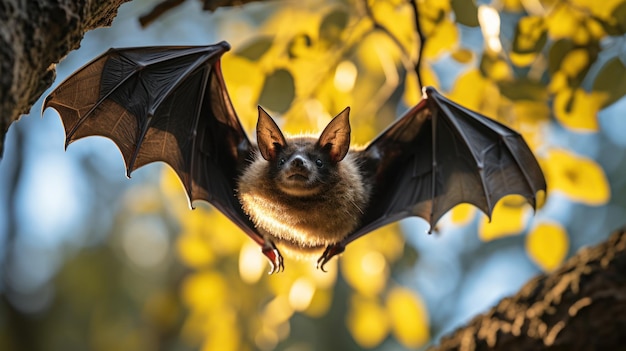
[
  {"xmin": 255, "ymin": 106, "xmax": 352, "ymax": 198},
  {"xmin": 270, "ymin": 138, "xmax": 337, "ymax": 197}
]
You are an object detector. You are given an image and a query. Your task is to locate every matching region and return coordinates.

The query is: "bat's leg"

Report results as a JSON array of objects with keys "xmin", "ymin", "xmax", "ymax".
[
  {"xmin": 262, "ymin": 240, "xmax": 284, "ymax": 274},
  {"xmin": 316, "ymin": 244, "xmax": 345, "ymax": 272}
]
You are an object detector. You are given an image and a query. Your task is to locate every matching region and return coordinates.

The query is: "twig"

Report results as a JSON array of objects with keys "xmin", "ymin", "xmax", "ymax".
[
  {"xmin": 139, "ymin": 0, "xmax": 186, "ymax": 27},
  {"xmin": 360, "ymin": 0, "xmax": 416, "ymax": 79},
  {"xmin": 409, "ymin": 0, "xmax": 425, "ymax": 91}
]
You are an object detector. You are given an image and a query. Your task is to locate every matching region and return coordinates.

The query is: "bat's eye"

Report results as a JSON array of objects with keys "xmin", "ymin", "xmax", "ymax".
[
  {"xmin": 279, "ymin": 158, "xmax": 286, "ymax": 166},
  {"xmin": 316, "ymin": 159, "xmax": 323, "ymax": 168}
]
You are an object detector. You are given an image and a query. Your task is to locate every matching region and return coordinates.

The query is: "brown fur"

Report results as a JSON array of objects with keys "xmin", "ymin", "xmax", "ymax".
[{"xmin": 237, "ymin": 137, "xmax": 371, "ymax": 259}]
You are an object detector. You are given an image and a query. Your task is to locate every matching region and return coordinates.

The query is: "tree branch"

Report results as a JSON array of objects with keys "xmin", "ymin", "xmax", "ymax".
[
  {"xmin": 0, "ymin": 0, "xmax": 130, "ymax": 158},
  {"xmin": 409, "ymin": 0, "xmax": 425, "ymax": 91},
  {"xmin": 431, "ymin": 227, "xmax": 626, "ymax": 350}
]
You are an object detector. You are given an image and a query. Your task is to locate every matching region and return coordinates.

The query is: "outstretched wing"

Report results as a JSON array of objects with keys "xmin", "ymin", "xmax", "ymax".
[
  {"xmin": 350, "ymin": 86, "xmax": 546, "ymax": 242},
  {"xmin": 44, "ymin": 41, "xmax": 263, "ymax": 245}
]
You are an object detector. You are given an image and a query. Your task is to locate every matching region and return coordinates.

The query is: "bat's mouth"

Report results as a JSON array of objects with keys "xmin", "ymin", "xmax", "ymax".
[
  {"xmin": 284, "ymin": 169, "xmax": 311, "ymax": 182},
  {"xmin": 287, "ymin": 173, "xmax": 309, "ymax": 181}
]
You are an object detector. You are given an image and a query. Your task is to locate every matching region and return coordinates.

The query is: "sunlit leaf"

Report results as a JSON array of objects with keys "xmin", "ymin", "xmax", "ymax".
[
  {"xmin": 182, "ymin": 272, "xmax": 229, "ymax": 312},
  {"xmin": 347, "ymin": 295, "xmax": 389, "ymax": 348},
  {"xmin": 451, "ymin": 48, "xmax": 474, "ymax": 64},
  {"xmin": 559, "ymin": 49, "xmax": 590, "ymax": 78},
  {"xmin": 288, "ymin": 277, "xmax": 316, "ymax": 311},
  {"xmin": 304, "ymin": 287, "xmax": 333, "ymax": 317},
  {"xmin": 478, "ymin": 5, "xmax": 502, "ymax": 54},
  {"xmin": 200, "ymin": 308, "xmax": 240, "ymax": 351},
  {"xmin": 177, "ymin": 228, "xmax": 215, "ymax": 268},
  {"xmin": 450, "ymin": 203, "xmax": 476, "ymax": 225},
  {"xmin": 386, "ymin": 287, "xmax": 430, "ymax": 348},
  {"xmin": 370, "ymin": 0, "xmax": 415, "ymax": 51},
  {"xmin": 542, "ymin": 149, "xmax": 610, "ymax": 205},
  {"xmin": 526, "ymin": 222, "xmax": 569, "ymax": 271},
  {"xmin": 334, "ymin": 60, "xmax": 358, "ymax": 92},
  {"xmin": 546, "ymin": 5, "xmax": 579, "ymax": 39},
  {"xmin": 511, "ymin": 16, "xmax": 546, "ymax": 66},
  {"xmin": 553, "ymin": 88, "xmax": 607, "ymax": 131},
  {"xmin": 479, "ymin": 195, "xmax": 531, "ymax": 241},
  {"xmin": 424, "ymin": 19, "xmax": 459, "ymax": 59},
  {"xmin": 502, "ymin": 0, "xmax": 523, "ymax": 11},
  {"xmin": 221, "ymin": 54, "xmax": 266, "ymax": 130},
  {"xmin": 480, "ymin": 55, "xmax": 511, "ymax": 81},
  {"xmin": 341, "ymin": 244, "xmax": 388, "ymax": 296},
  {"xmin": 449, "ymin": 69, "xmax": 489, "ymax": 111},
  {"xmin": 569, "ymin": 0, "xmax": 624, "ymax": 19}
]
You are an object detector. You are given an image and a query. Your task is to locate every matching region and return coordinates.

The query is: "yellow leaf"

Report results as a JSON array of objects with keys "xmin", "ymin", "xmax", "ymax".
[
  {"xmin": 450, "ymin": 203, "xmax": 476, "ymax": 225},
  {"xmin": 347, "ymin": 295, "xmax": 389, "ymax": 348},
  {"xmin": 403, "ymin": 71, "xmax": 421, "ymax": 107},
  {"xmin": 554, "ymin": 88, "xmax": 607, "ymax": 131},
  {"xmin": 181, "ymin": 272, "xmax": 228, "ymax": 311},
  {"xmin": 177, "ymin": 231, "xmax": 215, "ymax": 268},
  {"xmin": 451, "ymin": 48, "xmax": 474, "ymax": 64},
  {"xmin": 569, "ymin": 0, "xmax": 623, "ymax": 19},
  {"xmin": 386, "ymin": 287, "xmax": 430, "ymax": 348},
  {"xmin": 560, "ymin": 49, "xmax": 589, "ymax": 78},
  {"xmin": 546, "ymin": 5, "xmax": 580, "ymax": 39},
  {"xmin": 502, "ymin": 0, "xmax": 523, "ymax": 11},
  {"xmin": 526, "ymin": 222, "xmax": 569, "ymax": 271},
  {"xmin": 341, "ymin": 244, "xmax": 388, "ymax": 296},
  {"xmin": 449, "ymin": 69, "xmax": 489, "ymax": 111},
  {"xmin": 479, "ymin": 195, "xmax": 531, "ymax": 241},
  {"xmin": 424, "ymin": 20, "xmax": 459, "ymax": 59},
  {"xmin": 543, "ymin": 149, "xmax": 610, "ymax": 205}
]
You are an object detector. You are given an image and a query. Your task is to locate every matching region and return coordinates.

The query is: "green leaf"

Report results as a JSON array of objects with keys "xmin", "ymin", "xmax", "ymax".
[
  {"xmin": 451, "ymin": 0, "xmax": 479, "ymax": 27},
  {"xmin": 258, "ymin": 69, "xmax": 295, "ymax": 114},
  {"xmin": 235, "ymin": 36, "xmax": 274, "ymax": 61},
  {"xmin": 593, "ymin": 57, "xmax": 626, "ymax": 107},
  {"xmin": 548, "ymin": 39, "xmax": 574, "ymax": 75},
  {"xmin": 319, "ymin": 8, "xmax": 349, "ymax": 45},
  {"xmin": 600, "ymin": 1, "xmax": 626, "ymax": 35},
  {"xmin": 498, "ymin": 79, "xmax": 548, "ymax": 101}
]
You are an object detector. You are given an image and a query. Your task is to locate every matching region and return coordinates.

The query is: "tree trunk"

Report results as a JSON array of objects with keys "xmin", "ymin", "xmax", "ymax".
[
  {"xmin": 0, "ymin": 0, "xmax": 129, "ymax": 157},
  {"xmin": 431, "ymin": 228, "xmax": 626, "ymax": 351}
]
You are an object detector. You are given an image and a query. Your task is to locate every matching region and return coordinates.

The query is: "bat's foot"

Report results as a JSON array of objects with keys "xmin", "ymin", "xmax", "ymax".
[
  {"xmin": 262, "ymin": 242, "xmax": 284, "ymax": 274},
  {"xmin": 316, "ymin": 244, "xmax": 345, "ymax": 272}
]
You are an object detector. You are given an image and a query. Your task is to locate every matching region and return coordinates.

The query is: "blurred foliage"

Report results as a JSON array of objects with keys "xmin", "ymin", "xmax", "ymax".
[{"xmin": 2, "ymin": 0, "xmax": 626, "ymax": 350}]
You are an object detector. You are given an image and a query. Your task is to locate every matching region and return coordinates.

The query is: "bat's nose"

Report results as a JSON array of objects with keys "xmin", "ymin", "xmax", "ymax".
[{"xmin": 291, "ymin": 155, "xmax": 307, "ymax": 169}]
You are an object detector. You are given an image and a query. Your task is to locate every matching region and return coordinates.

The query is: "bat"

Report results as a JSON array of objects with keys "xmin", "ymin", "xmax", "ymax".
[{"xmin": 43, "ymin": 41, "xmax": 546, "ymax": 273}]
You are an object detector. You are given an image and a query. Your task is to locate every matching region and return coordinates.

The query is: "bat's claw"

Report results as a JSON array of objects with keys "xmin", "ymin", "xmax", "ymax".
[
  {"xmin": 316, "ymin": 244, "xmax": 345, "ymax": 272},
  {"xmin": 262, "ymin": 243, "xmax": 284, "ymax": 274}
]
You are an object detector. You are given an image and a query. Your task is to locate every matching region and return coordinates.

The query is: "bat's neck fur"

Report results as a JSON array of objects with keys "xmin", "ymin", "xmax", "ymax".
[{"xmin": 237, "ymin": 139, "xmax": 371, "ymax": 259}]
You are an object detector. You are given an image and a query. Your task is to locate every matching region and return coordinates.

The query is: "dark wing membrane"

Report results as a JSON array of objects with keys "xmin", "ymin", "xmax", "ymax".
[
  {"xmin": 44, "ymin": 42, "xmax": 263, "ymax": 245},
  {"xmin": 349, "ymin": 86, "xmax": 546, "ymax": 243}
]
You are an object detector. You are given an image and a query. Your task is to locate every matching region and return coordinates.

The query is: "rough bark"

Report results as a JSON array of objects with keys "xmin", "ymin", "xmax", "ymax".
[
  {"xmin": 431, "ymin": 228, "xmax": 626, "ymax": 351},
  {"xmin": 0, "ymin": 0, "xmax": 129, "ymax": 157}
]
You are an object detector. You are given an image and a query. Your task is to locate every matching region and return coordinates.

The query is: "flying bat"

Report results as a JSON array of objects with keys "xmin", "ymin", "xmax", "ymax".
[{"xmin": 43, "ymin": 41, "xmax": 546, "ymax": 273}]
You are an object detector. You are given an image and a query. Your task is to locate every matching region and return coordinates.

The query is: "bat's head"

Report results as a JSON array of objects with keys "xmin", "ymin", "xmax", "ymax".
[{"xmin": 256, "ymin": 106, "xmax": 351, "ymax": 197}]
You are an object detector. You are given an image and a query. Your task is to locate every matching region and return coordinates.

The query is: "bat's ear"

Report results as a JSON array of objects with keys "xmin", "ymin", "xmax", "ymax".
[
  {"xmin": 318, "ymin": 107, "xmax": 351, "ymax": 162},
  {"xmin": 257, "ymin": 106, "xmax": 287, "ymax": 161}
]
